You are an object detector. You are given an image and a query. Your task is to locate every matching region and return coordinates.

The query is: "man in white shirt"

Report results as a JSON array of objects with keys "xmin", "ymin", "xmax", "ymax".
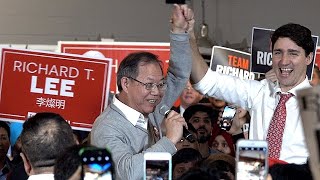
[{"xmin": 189, "ymin": 22, "xmax": 315, "ymax": 164}]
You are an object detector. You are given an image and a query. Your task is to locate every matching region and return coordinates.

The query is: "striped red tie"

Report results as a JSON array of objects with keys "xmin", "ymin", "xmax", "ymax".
[{"xmin": 267, "ymin": 93, "xmax": 293, "ymax": 159}]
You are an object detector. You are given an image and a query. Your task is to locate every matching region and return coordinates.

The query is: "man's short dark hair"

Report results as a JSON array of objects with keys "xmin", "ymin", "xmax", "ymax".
[
  {"xmin": 0, "ymin": 121, "xmax": 10, "ymax": 138},
  {"xmin": 177, "ymin": 166, "xmax": 231, "ymax": 180},
  {"xmin": 54, "ymin": 144, "xmax": 85, "ymax": 180},
  {"xmin": 271, "ymin": 23, "xmax": 315, "ymax": 56},
  {"xmin": 172, "ymin": 148, "xmax": 203, "ymax": 170},
  {"xmin": 183, "ymin": 104, "xmax": 219, "ymax": 124},
  {"xmin": 20, "ymin": 112, "xmax": 76, "ymax": 168},
  {"xmin": 116, "ymin": 51, "xmax": 164, "ymax": 92}
]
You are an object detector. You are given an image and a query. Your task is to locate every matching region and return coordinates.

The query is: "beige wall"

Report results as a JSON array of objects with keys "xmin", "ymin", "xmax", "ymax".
[{"xmin": 0, "ymin": 0, "xmax": 319, "ymax": 47}]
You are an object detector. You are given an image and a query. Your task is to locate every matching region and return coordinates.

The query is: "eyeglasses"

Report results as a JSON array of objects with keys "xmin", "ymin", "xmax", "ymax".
[{"xmin": 128, "ymin": 77, "xmax": 167, "ymax": 91}]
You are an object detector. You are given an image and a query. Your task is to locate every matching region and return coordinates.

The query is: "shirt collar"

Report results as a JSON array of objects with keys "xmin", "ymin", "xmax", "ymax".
[
  {"xmin": 113, "ymin": 96, "xmax": 146, "ymax": 127},
  {"xmin": 272, "ymin": 76, "xmax": 311, "ymax": 97}
]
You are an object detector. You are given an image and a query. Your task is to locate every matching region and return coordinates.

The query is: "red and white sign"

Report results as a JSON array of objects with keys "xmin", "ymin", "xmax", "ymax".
[
  {"xmin": 0, "ymin": 48, "xmax": 112, "ymax": 130},
  {"xmin": 58, "ymin": 41, "xmax": 170, "ymax": 94},
  {"xmin": 315, "ymin": 47, "xmax": 320, "ymax": 67}
]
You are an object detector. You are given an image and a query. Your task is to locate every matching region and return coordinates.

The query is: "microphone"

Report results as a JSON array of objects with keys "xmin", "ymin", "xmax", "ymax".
[{"xmin": 159, "ymin": 105, "xmax": 196, "ymax": 143}]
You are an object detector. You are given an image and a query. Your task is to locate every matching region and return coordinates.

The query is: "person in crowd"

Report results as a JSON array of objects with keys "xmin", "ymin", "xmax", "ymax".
[
  {"xmin": 55, "ymin": 144, "xmax": 114, "ymax": 180},
  {"xmin": 201, "ymin": 153, "xmax": 236, "ymax": 180},
  {"xmin": 7, "ymin": 136, "xmax": 28, "ymax": 180},
  {"xmin": 20, "ymin": 112, "xmax": 77, "ymax": 179},
  {"xmin": 0, "ymin": 121, "xmax": 10, "ymax": 180},
  {"xmin": 189, "ymin": 17, "xmax": 315, "ymax": 164},
  {"xmin": 54, "ymin": 144, "xmax": 84, "ymax": 180},
  {"xmin": 209, "ymin": 129, "xmax": 235, "ymax": 157},
  {"xmin": 177, "ymin": 166, "xmax": 231, "ymax": 180},
  {"xmin": 90, "ymin": 4, "xmax": 194, "ymax": 180},
  {"xmin": 207, "ymin": 97, "xmax": 227, "ymax": 111},
  {"xmin": 172, "ymin": 81, "xmax": 203, "ymax": 115},
  {"xmin": 172, "ymin": 148, "xmax": 202, "ymax": 179},
  {"xmin": 217, "ymin": 106, "xmax": 249, "ymax": 142},
  {"xmin": 183, "ymin": 104, "xmax": 219, "ymax": 158},
  {"xmin": 310, "ymin": 64, "xmax": 320, "ymax": 86},
  {"xmin": 175, "ymin": 123, "xmax": 199, "ymax": 151}
]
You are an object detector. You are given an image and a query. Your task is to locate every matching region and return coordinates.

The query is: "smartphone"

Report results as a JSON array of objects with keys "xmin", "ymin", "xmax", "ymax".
[
  {"xmin": 236, "ymin": 140, "xmax": 268, "ymax": 180},
  {"xmin": 165, "ymin": 0, "xmax": 186, "ymax": 4},
  {"xmin": 79, "ymin": 147, "xmax": 114, "ymax": 180},
  {"xmin": 144, "ymin": 152, "xmax": 172, "ymax": 180},
  {"xmin": 219, "ymin": 106, "xmax": 237, "ymax": 131}
]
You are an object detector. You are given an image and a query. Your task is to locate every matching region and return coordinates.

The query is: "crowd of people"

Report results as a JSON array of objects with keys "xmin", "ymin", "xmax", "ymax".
[{"xmin": 0, "ymin": 3, "xmax": 319, "ymax": 180}]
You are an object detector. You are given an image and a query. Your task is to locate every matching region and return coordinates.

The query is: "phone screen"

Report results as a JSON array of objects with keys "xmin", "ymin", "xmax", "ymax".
[
  {"xmin": 80, "ymin": 148, "xmax": 113, "ymax": 180},
  {"xmin": 146, "ymin": 160, "xmax": 170, "ymax": 180},
  {"xmin": 237, "ymin": 146, "xmax": 268, "ymax": 180},
  {"xmin": 220, "ymin": 106, "xmax": 237, "ymax": 130},
  {"xmin": 165, "ymin": 0, "xmax": 186, "ymax": 4}
]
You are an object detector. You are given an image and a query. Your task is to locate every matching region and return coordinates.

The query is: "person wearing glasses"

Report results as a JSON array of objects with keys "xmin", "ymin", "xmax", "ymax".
[{"xmin": 91, "ymin": 4, "xmax": 194, "ymax": 180}]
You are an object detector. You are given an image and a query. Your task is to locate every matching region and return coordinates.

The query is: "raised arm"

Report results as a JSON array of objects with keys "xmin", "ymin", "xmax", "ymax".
[
  {"xmin": 155, "ymin": 4, "xmax": 193, "ymax": 117},
  {"xmin": 188, "ymin": 15, "xmax": 209, "ymax": 84}
]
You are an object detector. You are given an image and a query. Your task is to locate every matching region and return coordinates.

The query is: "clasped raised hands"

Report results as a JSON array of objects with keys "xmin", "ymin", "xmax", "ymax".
[{"xmin": 171, "ymin": 4, "xmax": 195, "ymax": 34}]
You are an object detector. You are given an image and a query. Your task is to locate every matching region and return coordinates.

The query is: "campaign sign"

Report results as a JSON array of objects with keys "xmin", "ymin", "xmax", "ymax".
[
  {"xmin": 251, "ymin": 27, "xmax": 318, "ymax": 80},
  {"xmin": 210, "ymin": 46, "xmax": 254, "ymax": 80},
  {"xmin": 316, "ymin": 48, "xmax": 320, "ymax": 66},
  {"xmin": 0, "ymin": 48, "xmax": 112, "ymax": 131},
  {"xmin": 58, "ymin": 41, "xmax": 170, "ymax": 94}
]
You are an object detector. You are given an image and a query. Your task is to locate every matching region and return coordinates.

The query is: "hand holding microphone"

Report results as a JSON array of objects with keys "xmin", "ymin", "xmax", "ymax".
[{"xmin": 160, "ymin": 105, "xmax": 195, "ymax": 143}]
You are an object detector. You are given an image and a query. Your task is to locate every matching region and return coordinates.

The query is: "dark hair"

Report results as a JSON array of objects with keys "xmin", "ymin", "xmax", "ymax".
[
  {"xmin": 0, "ymin": 121, "xmax": 10, "ymax": 138},
  {"xmin": 21, "ymin": 112, "xmax": 76, "ymax": 168},
  {"xmin": 177, "ymin": 166, "xmax": 231, "ymax": 180},
  {"xmin": 269, "ymin": 163, "xmax": 313, "ymax": 180},
  {"xmin": 202, "ymin": 159, "xmax": 235, "ymax": 176},
  {"xmin": 271, "ymin": 23, "xmax": 315, "ymax": 56},
  {"xmin": 172, "ymin": 148, "xmax": 203, "ymax": 170},
  {"xmin": 183, "ymin": 104, "xmax": 219, "ymax": 124},
  {"xmin": 117, "ymin": 51, "xmax": 163, "ymax": 92},
  {"xmin": 54, "ymin": 144, "xmax": 85, "ymax": 180}
]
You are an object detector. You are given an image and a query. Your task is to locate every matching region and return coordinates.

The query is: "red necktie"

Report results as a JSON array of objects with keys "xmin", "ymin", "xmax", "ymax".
[{"xmin": 267, "ymin": 93, "xmax": 293, "ymax": 159}]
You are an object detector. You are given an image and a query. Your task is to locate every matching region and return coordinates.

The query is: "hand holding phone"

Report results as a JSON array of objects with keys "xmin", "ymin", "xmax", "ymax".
[
  {"xmin": 219, "ymin": 106, "xmax": 237, "ymax": 131},
  {"xmin": 144, "ymin": 152, "xmax": 172, "ymax": 180},
  {"xmin": 236, "ymin": 140, "xmax": 268, "ymax": 180}
]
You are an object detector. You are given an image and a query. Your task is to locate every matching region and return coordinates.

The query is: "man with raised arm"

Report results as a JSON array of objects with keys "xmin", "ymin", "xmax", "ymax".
[
  {"xmin": 189, "ymin": 20, "xmax": 315, "ymax": 164},
  {"xmin": 91, "ymin": 4, "xmax": 194, "ymax": 180}
]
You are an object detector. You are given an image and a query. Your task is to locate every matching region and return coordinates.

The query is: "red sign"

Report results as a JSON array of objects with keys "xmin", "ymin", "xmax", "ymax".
[
  {"xmin": 0, "ymin": 48, "xmax": 112, "ymax": 130},
  {"xmin": 316, "ymin": 47, "xmax": 320, "ymax": 67},
  {"xmin": 58, "ymin": 41, "xmax": 170, "ymax": 94}
]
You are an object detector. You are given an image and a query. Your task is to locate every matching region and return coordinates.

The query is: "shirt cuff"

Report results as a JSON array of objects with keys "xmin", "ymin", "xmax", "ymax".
[{"xmin": 170, "ymin": 32, "xmax": 189, "ymax": 42}]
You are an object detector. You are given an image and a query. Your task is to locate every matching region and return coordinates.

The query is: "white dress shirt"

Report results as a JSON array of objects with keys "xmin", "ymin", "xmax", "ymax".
[
  {"xmin": 179, "ymin": 106, "xmax": 186, "ymax": 116},
  {"xmin": 113, "ymin": 96, "xmax": 148, "ymax": 130},
  {"xmin": 193, "ymin": 69, "xmax": 310, "ymax": 164},
  {"xmin": 28, "ymin": 174, "xmax": 54, "ymax": 180}
]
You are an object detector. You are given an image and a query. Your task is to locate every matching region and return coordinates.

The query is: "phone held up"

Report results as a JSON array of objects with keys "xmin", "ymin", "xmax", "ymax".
[
  {"xmin": 144, "ymin": 152, "xmax": 172, "ymax": 180},
  {"xmin": 165, "ymin": 0, "xmax": 186, "ymax": 4},
  {"xmin": 79, "ymin": 147, "xmax": 114, "ymax": 180},
  {"xmin": 220, "ymin": 105, "xmax": 237, "ymax": 131},
  {"xmin": 236, "ymin": 139, "xmax": 268, "ymax": 180}
]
